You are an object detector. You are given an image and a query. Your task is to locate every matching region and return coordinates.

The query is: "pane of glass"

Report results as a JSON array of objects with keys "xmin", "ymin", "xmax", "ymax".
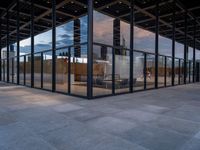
[
  {"xmin": 166, "ymin": 57, "xmax": 172, "ymax": 86},
  {"xmin": 146, "ymin": 54, "xmax": 155, "ymax": 89},
  {"xmin": 43, "ymin": 51, "xmax": 52, "ymax": 90},
  {"xmin": 19, "ymin": 56, "xmax": 25, "ymax": 85},
  {"xmin": 174, "ymin": 59, "xmax": 179, "ymax": 85},
  {"xmin": 34, "ymin": 53, "xmax": 41, "ymax": 88},
  {"xmin": 93, "ymin": 45, "xmax": 113, "ymax": 96},
  {"xmin": 25, "ymin": 54, "xmax": 31, "ymax": 86},
  {"xmin": 56, "ymin": 48, "xmax": 69, "ymax": 93},
  {"xmin": 158, "ymin": 56, "xmax": 165, "ymax": 87},
  {"xmin": 13, "ymin": 57, "xmax": 17, "ymax": 84},
  {"xmin": 70, "ymin": 45, "xmax": 87, "ymax": 96},
  {"xmin": 133, "ymin": 51, "xmax": 144, "ymax": 91},
  {"xmin": 115, "ymin": 49, "xmax": 130, "ymax": 93},
  {"xmin": 180, "ymin": 59, "xmax": 184, "ymax": 84}
]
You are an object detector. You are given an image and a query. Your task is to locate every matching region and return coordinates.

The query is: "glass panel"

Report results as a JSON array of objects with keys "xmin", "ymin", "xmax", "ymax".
[
  {"xmin": 186, "ymin": 61, "xmax": 190, "ymax": 83},
  {"xmin": 56, "ymin": 48, "xmax": 69, "ymax": 93},
  {"xmin": 174, "ymin": 59, "xmax": 179, "ymax": 85},
  {"xmin": 166, "ymin": 57, "xmax": 172, "ymax": 86},
  {"xmin": 146, "ymin": 54, "xmax": 155, "ymax": 89},
  {"xmin": 25, "ymin": 54, "xmax": 31, "ymax": 86},
  {"xmin": 43, "ymin": 51, "xmax": 52, "ymax": 90},
  {"xmin": 190, "ymin": 61, "xmax": 193, "ymax": 82},
  {"xmin": 158, "ymin": 56, "xmax": 165, "ymax": 87},
  {"xmin": 93, "ymin": 45, "xmax": 112, "ymax": 96},
  {"xmin": 180, "ymin": 59, "xmax": 184, "ymax": 84},
  {"xmin": 175, "ymin": 42, "xmax": 184, "ymax": 59},
  {"xmin": 19, "ymin": 56, "xmax": 25, "ymax": 85},
  {"xmin": 4, "ymin": 59, "xmax": 7, "ymax": 82},
  {"xmin": 13, "ymin": 57, "xmax": 17, "ymax": 84},
  {"xmin": 70, "ymin": 45, "xmax": 87, "ymax": 96},
  {"xmin": 115, "ymin": 49, "xmax": 130, "ymax": 93},
  {"xmin": 34, "ymin": 53, "xmax": 41, "ymax": 88},
  {"xmin": 133, "ymin": 51, "xmax": 144, "ymax": 91}
]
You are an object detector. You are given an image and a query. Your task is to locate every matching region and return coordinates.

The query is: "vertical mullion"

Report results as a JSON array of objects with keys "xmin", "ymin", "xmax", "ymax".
[
  {"xmin": 31, "ymin": 0, "xmax": 34, "ymax": 87},
  {"xmin": 172, "ymin": 0, "xmax": 176, "ymax": 86},
  {"xmin": 0, "ymin": 18, "xmax": 1, "ymax": 82},
  {"xmin": 130, "ymin": 0, "xmax": 134, "ymax": 93},
  {"xmin": 41, "ymin": 52, "xmax": 43, "ymax": 89},
  {"xmin": 24, "ymin": 55, "xmax": 26, "ymax": 85},
  {"xmin": 68, "ymin": 47, "xmax": 71, "ymax": 94},
  {"xmin": 155, "ymin": 0, "xmax": 159, "ymax": 89},
  {"xmin": 87, "ymin": 0, "xmax": 93, "ymax": 99},
  {"xmin": 164, "ymin": 56, "xmax": 167, "ymax": 87},
  {"xmin": 144, "ymin": 53, "xmax": 147, "ymax": 90},
  {"xmin": 17, "ymin": 0, "xmax": 20, "ymax": 85},
  {"xmin": 6, "ymin": 9, "xmax": 10, "ymax": 83},
  {"xmin": 193, "ymin": 20, "xmax": 196, "ymax": 82},
  {"xmin": 184, "ymin": 11, "xmax": 188, "ymax": 84},
  {"xmin": 52, "ymin": 0, "xmax": 56, "ymax": 92},
  {"xmin": 12, "ymin": 58, "xmax": 14, "ymax": 83},
  {"xmin": 178, "ymin": 59, "xmax": 181, "ymax": 84}
]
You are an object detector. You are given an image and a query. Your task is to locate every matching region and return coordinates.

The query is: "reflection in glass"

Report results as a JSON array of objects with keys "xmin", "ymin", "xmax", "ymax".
[
  {"xmin": 34, "ymin": 53, "xmax": 41, "ymax": 88},
  {"xmin": 56, "ymin": 48, "xmax": 69, "ymax": 93},
  {"xmin": 115, "ymin": 49, "xmax": 130, "ymax": 93},
  {"xmin": 43, "ymin": 51, "xmax": 52, "ymax": 90},
  {"xmin": 166, "ymin": 57, "xmax": 172, "ymax": 86},
  {"xmin": 133, "ymin": 52, "xmax": 144, "ymax": 91},
  {"xmin": 93, "ymin": 45, "xmax": 112, "ymax": 96},
  {"xmin": 25, "ymin": 54, "xmax": 31, "ymax": 86},
  {"xmin": 146, "ymin": 54, "xmax": 155, "ymax": 89},
  {"xmin": 174, "ymin": 59, "xmax": 179, "ymax": 85},
  {"xmin": 19, "ymin": 56, "xmax": 25, "ymax": 85},
  {"xmin": 186, "ymin": 62, "xmax": 190, "ymax": 83},
  {"xmin": 180, "ymin": 59, "xmax": 184, "ymax": 84},
  {"xmin": 190, "ymin": 62, "xmax": 193, "ymax": 82},
  {"xmin": 70, "ymin": 45, "xmax": 87, "ymax": 96},
  {"xmin": 13, "ymin": 57, "xmax": 17, "ymax": 84},
  {"xmin": 158, "ymin": 56, "xmax": 165, "ymax": 87}
]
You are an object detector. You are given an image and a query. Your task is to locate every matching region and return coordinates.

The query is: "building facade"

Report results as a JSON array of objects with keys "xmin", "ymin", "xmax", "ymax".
[{"xmin": 0, "ymin": 0, "xmax": 200, "ymax": 99}]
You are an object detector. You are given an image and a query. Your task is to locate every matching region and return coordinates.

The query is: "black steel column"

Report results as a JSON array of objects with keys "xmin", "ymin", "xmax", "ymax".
[
  {"xmin": 164, "ymin": 56, "xmax": 167, "ymax": 86},
  {"xmin": 144, "ymin": 53, "xmax": 147, "ymax": 90},
  {"xmin": 113, "ymin": 18, "xmax": 120, "ymax": 55},
  {"xmin": 52, "ymin": 0, "xmax": 56, "ymax": 92},
  {"xmin": 17, "ymin": 0, "xmax": 20, "ymax": 84},
  {"xmin": 0, "ymin": 18, "xmax": 2, "ymax": 81},
  {"xmin": 193, "ymin": 20, "xmax": 196, "ymax": 82},
  {"xmin": 87, "ymin": 0, "xmax": 93, "ymax": 99},
  {"xmin": 68, "ymin": 47, "xmax": 71, "ymax": 94},
  {"xmin": 184, "ymin": 11, "xmax": 188, "ymax": 84},
  {"xmin": 74, "ymin": 19, "xmax": 81, "ymax": 57},
  {"xmin": 155, "ymin": 1, "xmax": 159, "ymax": 88},
  {"xmin": 6, "ymin": 9, "xmax": 10, "ymax": 83},
  {"xmin": 178, "ymin": 59, "xmax": 181, "ymax": 84},
  {"xmin": 172, "ymin": 0, "xmax": 176, "ymax": 86},
  {"xmin": 24, "ymin": 55, "xmax": 26, "ymax": 85},
  {"xmin": 31, "ymin": 0, "xmax": 34, "ymax": 87},
  {"xmin": 41, "ymin": 52, "xmax": 43, "ymax": 88},
  {"xmin": 130, "ymin": 0, "xmax": 134, "ymax": 92}
]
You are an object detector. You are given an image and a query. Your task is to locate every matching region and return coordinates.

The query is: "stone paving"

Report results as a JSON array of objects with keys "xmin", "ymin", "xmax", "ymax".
[{"xmin": 0, "ymin": 82, "xmax": 200, "ymax": 150}]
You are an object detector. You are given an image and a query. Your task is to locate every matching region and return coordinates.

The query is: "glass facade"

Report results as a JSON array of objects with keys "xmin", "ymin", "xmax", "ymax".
[{"xmin": 0, "ymin": 0, "xmax": 199, "ymax": 99}]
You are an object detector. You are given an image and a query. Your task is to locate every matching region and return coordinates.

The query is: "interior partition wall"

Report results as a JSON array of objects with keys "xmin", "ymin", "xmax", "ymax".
[{"xmin": 0, "ymin": 0, "xmax": 199, "ymax": 99}]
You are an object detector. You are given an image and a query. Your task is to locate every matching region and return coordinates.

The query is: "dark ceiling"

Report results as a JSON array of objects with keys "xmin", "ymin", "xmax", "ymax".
[{"xmin": 0, "ymin": 0, "xmax": 200, "ymax": 50}]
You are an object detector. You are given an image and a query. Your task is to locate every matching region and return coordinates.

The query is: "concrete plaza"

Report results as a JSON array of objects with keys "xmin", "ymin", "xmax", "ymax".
[{"xmin": 0, "ymin": 82, "xmax": 200, "ymax": 150}]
